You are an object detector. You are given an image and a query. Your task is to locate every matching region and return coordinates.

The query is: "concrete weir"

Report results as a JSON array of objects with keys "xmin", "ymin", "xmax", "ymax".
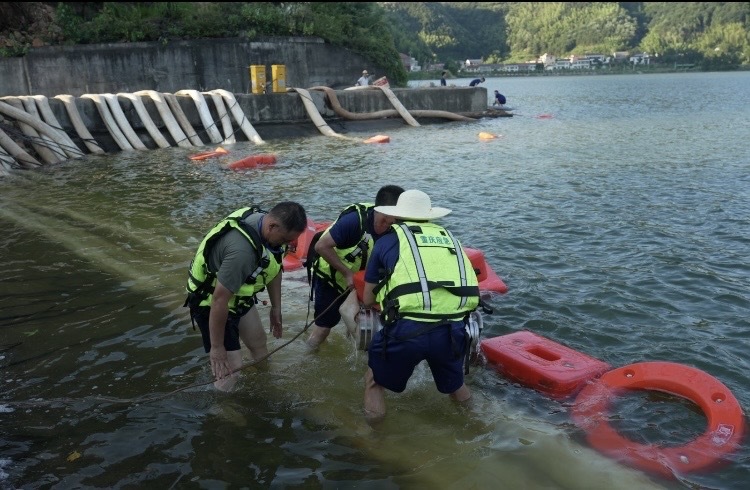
[{"xmin": 0, "ymin": 85, "xmax": 509, "ymax": 173}]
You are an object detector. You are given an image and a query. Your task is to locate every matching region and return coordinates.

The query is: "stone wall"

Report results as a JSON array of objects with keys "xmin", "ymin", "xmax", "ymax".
[{"xmin": 0, "ymin": 36, "xmax": 379, "ymax": 97}]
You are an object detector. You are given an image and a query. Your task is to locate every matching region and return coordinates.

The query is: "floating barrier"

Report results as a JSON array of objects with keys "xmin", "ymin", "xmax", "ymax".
[
  {"xmin": 481, "ymin": 330, "xmax": 611, "ymax": 399},
  {"xmin": 479, "ymin": 332, "xmax": 746, "ymax": 479},
  {"xmin": 225, "ymin": 153, "xmax": 277, "ymax": 170}
]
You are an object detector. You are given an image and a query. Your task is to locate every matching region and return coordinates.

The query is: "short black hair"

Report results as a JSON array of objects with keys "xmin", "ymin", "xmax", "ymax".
[
  {"xmin": 269, "ymin": 201, "xmax": 307, "ymax": 232},
  {"xmin": 375, "ymin": 185, "xmax": 404, "ymax": 206}
]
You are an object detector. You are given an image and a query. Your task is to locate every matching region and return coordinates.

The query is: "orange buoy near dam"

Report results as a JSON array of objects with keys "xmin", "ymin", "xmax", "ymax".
[
  {"xmin": 189, "ymin": 146, "xmax": 229, "ymax": 161},
  {"xmin": 225, "ymin": 153, "xmax": 277, "ymax": 170},
  {"xmin": 363, "ymin": 134, "xmax": 390, "ymax": 144}
]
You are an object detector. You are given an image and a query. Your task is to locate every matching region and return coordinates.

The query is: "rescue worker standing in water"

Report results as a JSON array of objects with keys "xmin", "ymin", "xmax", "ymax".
[
  {"xmin": 185, "ymin": 202, "xmax": 307, "ymax": 391},
  {"xmin": 306, "ymin": 185, "xmax": 404, "ymax": 349},
  {"xmin": 361, "ymin": 189, "xmax": 481, "ymax": 425}
]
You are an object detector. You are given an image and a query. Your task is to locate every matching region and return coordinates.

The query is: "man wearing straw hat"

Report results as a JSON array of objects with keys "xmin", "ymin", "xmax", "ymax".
[{"xmin": 361, "ymin": 189, "xmax": 481, "ymax": 424}]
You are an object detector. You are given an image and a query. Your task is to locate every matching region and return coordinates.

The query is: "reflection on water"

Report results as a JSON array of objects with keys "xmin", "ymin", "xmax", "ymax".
[{"xmin": 1, "ymin": 72, "xmax": 749, "ymax": 489}]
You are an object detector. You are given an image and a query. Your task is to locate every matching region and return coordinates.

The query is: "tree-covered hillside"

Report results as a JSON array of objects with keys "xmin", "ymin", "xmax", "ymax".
[
  {"xmin": 382, "ymin": 2, "xmax": 750, "ymax": 68},
  {"xmin": 1, "ymin": 2, "xmax": 748, "ymax": 82}
]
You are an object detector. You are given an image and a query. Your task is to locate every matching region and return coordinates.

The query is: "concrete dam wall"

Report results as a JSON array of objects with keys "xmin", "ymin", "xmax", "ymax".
[{"xmin": 0, "ymin": 36, "xmax": 381, "ymax": 98}]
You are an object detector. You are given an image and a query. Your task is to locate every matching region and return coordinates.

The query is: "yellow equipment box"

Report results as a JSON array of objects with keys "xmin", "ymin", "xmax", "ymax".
[
  {"xmin": 271, "ymin": 64, "xmax": 286, "ymax": 93},
  {"xmin": 249, "ymin": 65, "xmax": 266, "ymax": 94}
]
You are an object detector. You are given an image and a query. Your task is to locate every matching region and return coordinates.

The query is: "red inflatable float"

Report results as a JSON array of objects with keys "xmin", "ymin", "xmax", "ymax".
[
  {"xmin": 572, "ymin": 361, "xmax": 746, "ymax": 478},
  {"xmin": 282, "ymin": 219, "xmax": 331, "ymax": 272},
  {"xmin": 480, "ymin": 330, "xmax": 611, "ymax": 399},
  {"xmin": 226, "ymin": 153, "xmax": 277, "ymax": 170},
  {"xmin": 464, "ymin": 247, "xmax": 508, "ymax": 295}
]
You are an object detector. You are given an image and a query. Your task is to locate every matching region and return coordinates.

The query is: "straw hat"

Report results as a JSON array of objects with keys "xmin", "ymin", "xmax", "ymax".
[
  {"xmin": 362, "ymin": 70, "xmax": 369, "ymax": 75},
  {"xmin": 375, "ymin": 189, "xmax": 451, "ymax": 220}
]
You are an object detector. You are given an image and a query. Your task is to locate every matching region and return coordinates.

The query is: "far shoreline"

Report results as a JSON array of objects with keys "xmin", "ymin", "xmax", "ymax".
[{"xmin": 409, "ymin": 65, "xmax": 750, "ymax": 81}]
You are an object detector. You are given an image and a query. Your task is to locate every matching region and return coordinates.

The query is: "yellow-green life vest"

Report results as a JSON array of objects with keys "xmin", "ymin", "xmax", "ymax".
[
  {"xmin": 375, "ymin": 222, "xmax": 480, "ymax": 324},
  {"xmin": 313, "ymin": 203, "xmax": 374, "ymax": 292},
  {"xmin": 185, "ymin": 207, "xmax": 283, "ymax": 314}
]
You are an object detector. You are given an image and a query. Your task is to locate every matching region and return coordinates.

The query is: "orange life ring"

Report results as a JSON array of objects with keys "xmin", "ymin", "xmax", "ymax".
[{"xmin": 572, "ymin": 361, "xmax": 746, "ymax": 478}]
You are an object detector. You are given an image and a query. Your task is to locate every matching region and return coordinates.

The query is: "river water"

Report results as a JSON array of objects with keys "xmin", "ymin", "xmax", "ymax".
[{"xmin": 1, "ymin": 72, "xmax": 749, "ymax": 489}]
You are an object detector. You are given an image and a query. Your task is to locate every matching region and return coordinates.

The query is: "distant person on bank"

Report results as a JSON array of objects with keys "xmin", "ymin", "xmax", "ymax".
[
  {"xmin": 440, "ymin": 71, "xmax": 447, "ymax": 86},
  {"xmin": 493, "ymin": 90, "xmax": 507, "ymax": 106},
  {"xmin": 356, "ymin": 70, "xmax": 371, "ymax": 86},
  {"xmin": 469, "ymin": 77, "xmax": 485, "ymax": 87}
]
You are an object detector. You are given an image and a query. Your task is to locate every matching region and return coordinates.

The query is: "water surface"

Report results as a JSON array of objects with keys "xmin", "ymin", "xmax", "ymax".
[{"xmin": 1, "ymin": 72, "xmax": 749, "ymax": 489}]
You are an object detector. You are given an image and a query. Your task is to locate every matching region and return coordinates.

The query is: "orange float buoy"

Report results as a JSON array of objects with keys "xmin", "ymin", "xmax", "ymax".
[
  {"xmin": 189, "ymin": 146, "xmax": 229, "ymax": 161},
  {"xmin": 225, "ymin": 153, "xmax": 277, "ymax": 170},
  {"xmin": 282, "ymin": 219, "xmax": 332, "ymax": 272},
  {"xmin": 480, "ymin": 331, "xmax": 611, "ymax": 399},
  {"xmin": 464, "ymin": 247, "xmax": 508, "ymax": 294},
  {"xmin": 478, "ymin": 132, "xmax": 499, "ymax": 140},
  {"xmin": 572, "ymin": 361, "xmax": 746, "ymax": 478},
  {"xmin": 350, "ymin": 248, "xmax": 507, "ymax": 301},
  {"xmin": 364, "ymin": 134, "xmax": 390, "ymax": 144},
  {"xmin": 353, "ymin": 270, "xmax": 366, "ymax": 302}
]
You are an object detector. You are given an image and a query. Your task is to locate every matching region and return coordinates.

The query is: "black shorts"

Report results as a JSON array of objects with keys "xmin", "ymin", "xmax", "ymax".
[
  {"xmin": 313, "ymin": 279, "xmax": 349, "ymax": 328},
  {"xmin": 190, "ymin": 305, "xmax": 253, "ymax": 352}
]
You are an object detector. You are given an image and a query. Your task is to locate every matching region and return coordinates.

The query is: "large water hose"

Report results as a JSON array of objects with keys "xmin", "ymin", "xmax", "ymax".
[
  {"xmin": 204, "ymin": 91, "xmax": 236, "ymax": 144},
  {"xmin": 102, "ymin": 93, "xmax": 147, "ymax": 150},
  {"xmin": 0, "ymin": 98, "xmax": 69, "ymax": 164},
  {"xmin": 2, "ymin": 98, "xmax": 62, "ymax": 164},
  {"xmin": 288, "ymin": 87, "xmax": 361, "ymax": 142},
  {"xmin": 309, "ymin": 86, "xmax": 476, "ymax": 123},
  {"xmin": 175, "ymin": 89, "xmax": 223, "ymax": 144},
  {"xmin": 0, "ymin": 125, "xmax": 41, "ymax": 168},
  {"xmin": 117, "ymin": 93, "xmax": 171, "ymax": 149},
  {"xmin": 375, "ymin": 85, "xmax": 420, "ymax": 127},
  {"xmin": 80, "ymin": 93, "xmax": 134, "ymax": 151},
  {"xmin": 53, "ymin": 95, "xmax": 105, "ymax": 154},
  {"xmin": 164, "ymin": 93, "xmax": 204, "ymax": 147},
  {"xmin": 27, "ymin": 95, "xmax": 84, "ymax": 159},
  {"xmin": 211, "ymin": 89, "xmax": 264, "ymax": 145},
  {"xmin": 0, "ymin": 86, "xmax": 477, "ymax": 173}
]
